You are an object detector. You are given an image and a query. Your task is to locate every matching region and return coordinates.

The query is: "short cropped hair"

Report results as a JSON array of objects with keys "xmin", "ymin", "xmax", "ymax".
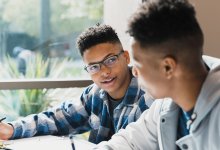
[
  {"xmin": 76, "ymin": 24, "xmax": 121, "ymax": 56},
  {"xmin": 127, "ymin": 0, "xmax": 204, "ymax": 57}
]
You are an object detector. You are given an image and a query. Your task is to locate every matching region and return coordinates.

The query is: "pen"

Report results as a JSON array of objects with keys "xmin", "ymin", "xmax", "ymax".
[
  {"xmin": 69, "ymin": 134, "xmax": 75, "ymax": 150},
  {"xmin": 0, "ymin": 117, "xmax": 6, "ymax": 123}
]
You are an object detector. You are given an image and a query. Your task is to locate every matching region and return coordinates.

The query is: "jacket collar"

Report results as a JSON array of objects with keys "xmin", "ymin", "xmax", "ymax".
[{"xmin": 191, "ymin": 65, "xmax": 220, "ymax": 131}]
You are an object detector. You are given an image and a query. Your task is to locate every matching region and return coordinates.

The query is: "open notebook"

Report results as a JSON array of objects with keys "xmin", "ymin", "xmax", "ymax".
[{"xmin": 1, "ymin": 135, "xmax": 96, "ymax": 150}]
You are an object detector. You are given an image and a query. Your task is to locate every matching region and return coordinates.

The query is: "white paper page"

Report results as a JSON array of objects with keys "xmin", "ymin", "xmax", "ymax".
[
  {"xmin": 73, "ymin": 138, "xmax": 96, "ymax": 150},
  {"xmin": 2, "ymin": 135, "xmax": 72, "ymax": 150}
]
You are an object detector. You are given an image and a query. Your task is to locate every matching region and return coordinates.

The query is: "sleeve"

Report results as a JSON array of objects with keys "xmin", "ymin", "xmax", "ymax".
[
  {"xmin": 10, "ymin": 86, "xmax": 93, "ymax": 139},
  {"xmin": 94, "ymin": 100, "xmax": 162, "ymax": 150}
]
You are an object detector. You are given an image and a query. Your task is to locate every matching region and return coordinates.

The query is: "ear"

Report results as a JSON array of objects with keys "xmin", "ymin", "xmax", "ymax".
[
  {"xmin": 161, "ymin": 57, "xmax": 177, "ymax": 79},
  {"xmin": 123, "ymin": 50, "xmax": 130, "ymax": 64}
]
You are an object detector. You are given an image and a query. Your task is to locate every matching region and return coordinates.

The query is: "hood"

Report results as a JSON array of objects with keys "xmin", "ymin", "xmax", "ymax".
[{"xmin": 191, "ymin": 65, "xmax": 220, "ymax": 131}]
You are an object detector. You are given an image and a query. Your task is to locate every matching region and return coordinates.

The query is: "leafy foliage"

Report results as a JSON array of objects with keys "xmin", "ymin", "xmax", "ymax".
[{"xmin": 0, "ymin": 54, "xmax": 81, "ymax": 120}]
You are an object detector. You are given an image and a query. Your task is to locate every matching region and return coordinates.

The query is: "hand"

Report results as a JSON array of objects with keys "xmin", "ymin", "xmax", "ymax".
[{"xmin": 0, "ymin": 122, "xmax": 14, "ymax": 140}]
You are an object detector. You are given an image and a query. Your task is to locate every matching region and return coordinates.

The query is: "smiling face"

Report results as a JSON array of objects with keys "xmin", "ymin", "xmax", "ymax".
[
  {"xmin": 83, "ymin": 42, "xmax": 131, "ymax": 99},
  {"xmin": 131, "ymin": 39, "xmax": 174, "ymax": 99}
]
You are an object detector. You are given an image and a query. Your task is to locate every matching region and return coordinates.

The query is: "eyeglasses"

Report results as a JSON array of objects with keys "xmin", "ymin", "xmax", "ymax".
[{"xmin": 84, "ymin": 50, "xmax": 124, "ymax": 74}]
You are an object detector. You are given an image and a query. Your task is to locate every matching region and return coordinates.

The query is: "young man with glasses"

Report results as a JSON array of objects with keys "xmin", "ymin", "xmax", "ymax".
[{"xmin": 0, "ymin": 24, "xmax": 153, "ymax": 144}]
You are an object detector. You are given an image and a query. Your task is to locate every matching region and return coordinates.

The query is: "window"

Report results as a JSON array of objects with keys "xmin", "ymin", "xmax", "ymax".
[
  {"xmin": 0, "ymin": 0, "xmax": 139, "ymax": 120},
  {"xmin": 0, "ymin": 0, "xmax": 102, "ymax": 120},
  {"xmin": 0, "ymin": 0, "xmax": 103, "ymax": 80}
]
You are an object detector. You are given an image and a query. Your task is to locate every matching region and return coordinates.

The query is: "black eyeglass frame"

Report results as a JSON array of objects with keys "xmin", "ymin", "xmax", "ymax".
[{"xmin": 84, "ymin": 50, "xmax": 125, "ymax": 74}]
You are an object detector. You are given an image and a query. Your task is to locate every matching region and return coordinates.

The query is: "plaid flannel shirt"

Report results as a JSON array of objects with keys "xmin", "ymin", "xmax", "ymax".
[{"xmin": 10, "ymin": 75, "xmax": 153, "ymax": 144}]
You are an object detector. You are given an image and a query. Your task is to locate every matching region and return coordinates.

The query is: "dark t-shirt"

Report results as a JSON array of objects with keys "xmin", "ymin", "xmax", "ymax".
[{"xmin": 108, "ymin": 95, "xmax": 123, "ymax": 135}]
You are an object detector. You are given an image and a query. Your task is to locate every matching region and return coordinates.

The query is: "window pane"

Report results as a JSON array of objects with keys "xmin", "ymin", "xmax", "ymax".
[
  {"xmin": 0, "ymin": 87, "xmax": 85, "ymax": 121},
  {"xmin": 0, "ymin": 0, "xmax": 103, "ymax": 79}
]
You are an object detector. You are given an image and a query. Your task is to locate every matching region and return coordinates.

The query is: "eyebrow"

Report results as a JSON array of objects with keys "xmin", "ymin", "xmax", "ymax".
[{"xmin": 88, "ymin": 53, "xmax": 116, "ymax": 65}]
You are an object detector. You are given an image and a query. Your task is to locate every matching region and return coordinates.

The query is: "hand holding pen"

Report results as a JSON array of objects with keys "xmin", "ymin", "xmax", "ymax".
[
  {"xmin": 0, "ymin": 117, "xmax": 6, "ymax": 123},
  {"xmin": 0, "ymin": 117, "xmax": 14, "ymax": 140},
  {"xmin": 0, "ymin": 117, "xmax": 13, "ymax": 149}
]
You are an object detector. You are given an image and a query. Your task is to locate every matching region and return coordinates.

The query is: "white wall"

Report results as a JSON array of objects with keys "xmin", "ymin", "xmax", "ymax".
[
  {"xmin": 104, "ymin": 0, "xmax": 142, "ymax": 51},
  {"xmin": 190, "ymin": 0, "xmax": 220, "ymax": 57}
]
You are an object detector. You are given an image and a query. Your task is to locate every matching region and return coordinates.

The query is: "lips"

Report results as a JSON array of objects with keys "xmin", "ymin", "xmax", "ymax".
[{"xmin": 101, "ymin": 77, "xmax": 116, "ymax": 84}]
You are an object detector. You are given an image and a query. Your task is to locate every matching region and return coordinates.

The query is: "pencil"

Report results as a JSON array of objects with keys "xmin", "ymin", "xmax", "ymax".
[{"xmin": 0, "ymin": 117, "xmax": 6, "ymax": 122}]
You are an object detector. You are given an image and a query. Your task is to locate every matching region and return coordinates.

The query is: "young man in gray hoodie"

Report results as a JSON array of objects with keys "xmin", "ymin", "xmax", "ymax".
[{"xmin": 95, "ymin": 0, "xmax": 220, "ymax": 149}]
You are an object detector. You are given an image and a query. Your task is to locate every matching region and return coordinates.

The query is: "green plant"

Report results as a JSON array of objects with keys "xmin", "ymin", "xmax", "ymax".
[{"xmin": 0, "ymin": 54, "xmax": 82, "ymax": 120}]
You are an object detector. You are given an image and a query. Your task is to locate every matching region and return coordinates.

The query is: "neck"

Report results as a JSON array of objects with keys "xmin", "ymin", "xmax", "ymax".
[{"xmin": 174, "ymin": 64, "xmax": 208, "ymax": 111}]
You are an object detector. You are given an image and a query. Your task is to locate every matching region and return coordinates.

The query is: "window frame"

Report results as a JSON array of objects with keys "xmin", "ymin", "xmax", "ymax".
[{"xmin": 0, "ymin": 79, "xmax": 93, "ymax": 90}]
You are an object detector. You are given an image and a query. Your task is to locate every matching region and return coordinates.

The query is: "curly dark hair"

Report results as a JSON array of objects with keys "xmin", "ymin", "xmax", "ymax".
[
  {"xmin": 127, "ymin": 0, "xmax": 204, "ymax": 54},
  {"xmin": 76, "ymin": 24, "xmax": 121, "ymax": 56}
]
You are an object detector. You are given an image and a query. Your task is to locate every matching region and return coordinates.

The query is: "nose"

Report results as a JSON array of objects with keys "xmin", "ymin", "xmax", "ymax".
[
  {"xmin": 100, "ymin": 64, "xmax": 111, "ymax": 77},
  {"xmin": 132, "ymin": 67, "xmax": 138, "ymax": 77}
]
